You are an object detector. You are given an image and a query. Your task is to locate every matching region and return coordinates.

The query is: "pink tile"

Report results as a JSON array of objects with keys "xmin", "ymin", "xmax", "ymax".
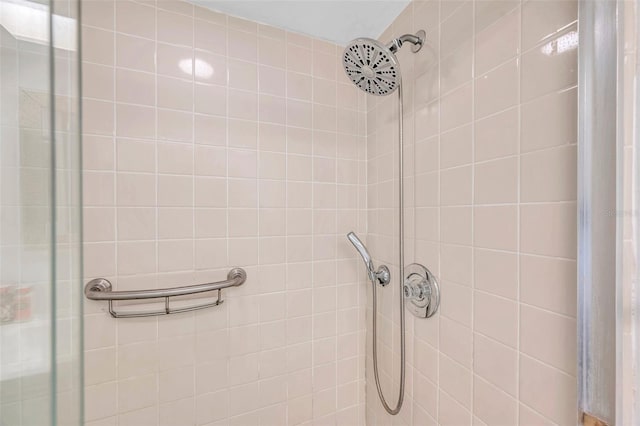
[
  {"xmin": 473, "ymin": 333, "xmax": 517, "ymax": 396},
  {"xmin": 287, "ymin": 44, "xmax": 312, "ymax": 74},
  {"xmin": 475, "ymin": 7, "xmax": 520, "ymax": 76},
  {"xmin": 228, "ymin": 29, "xmax": 258, "ymax": 62},
  {"xmin": 440, "ymin": 82, "xmax": 472, "ymax": 130},
  {"xmin": 115, "ymin": 1, "xmax": 155, "ymax": 39},
  {"xmin": 474, "ymin": 205, "xmax": 518, "ymax": 251},
  {"xmin": 195, "ymin": 19, "xmax": 227, "ymax": 55},
  {"xmin": 157, "ymin": 76, "xmax": 193, "ymax": 111},
  {"xmin": 440, "ymin": 124, "xmax": 472, "ymax": 168},
  {"xmin": 522, "ymin": 0, "xmax": 577, "ymax": 50},
  {"xmin": 82, "ymin": 0, "xmax": 114, "ymax": 30},
  {"xmin": 228, "ymin": 59, "xmax": 257, "ymax": 91},
  {"xmin": 259, "ymin": 36, "xmax": 286, "ymax": 68},
  {"xmin": 116, "ymin": 33, "xmax": 155, "ymax": 72},
  {"xmin": 83, "ymin": 63, "xmax": 114, "ymax": 101},
  {"xmin": 82, "ymin": 27, "xmax": 114, "ymax": 65},
  {"xmin": 473, "ymin": 376, "xmax": 517, "ymax": 425},
  {"xmin": 521, "ymin": 255, "xmax": 576, "ymax": 316},
  {"xmin": 157, "ymin": 9, "xmax": 193, "ymax": 46},
  {"xmin": 474, "ymin": 107, "xmax": 518, "ymax": 161},
  {"xmin": 157, "ymin": 109, "xmax": 193, "ymax": 142},
  {"xmin": 228, "ymin": 89, "xmax": 258, "ymax": 120},
  {"xmin": 474, "ymin": 291, "xmax": 518, "ymax": 348},
  {"xmin": 519, "ymin": 355, "xmax": 577, "ymax": 425},
  {"xmin": 474, "ymin": 249, "xmax": 517, "ymax": 299},
  {"xmin": 521, "ymin": 88, "xmax": 577, "ymax": 152},
  {"xmin": 83, "ymin": 99, "xmax": 114, "ymax": 135},
  {"xmin": 116, "ymin": 104, "xmax": 155, "ymax": 139},
  {"xmin": 521, "ymin": 24, "xmax": 578, "ymax": 101},
  {"xmin": 474, "ymin": 157, "xmax": 518, "ymax": 204},
  {"xmin": 157, "ymin": 43, "xmax": 194, "ymax": 79},
  {"xmin": 521, "ymin": 145, "xmax": 577, "ymax": 202},
  {"xmin": 520, "ymin": 305, "xmax": 576, "ymax": 375},
  {"xmin": 439, "ymin": 389, "xmax": 472, "ymax": 425},
  {"xmin": 195, "ymin": 83, "xmax": 227, "ymax": 117},
  {"xmin": 520, "ymin": 202, "xmax": 577, "ymax": 258},
  {"xmin": 475, "ymin": 59, "xmax": 519, "ymax": 118},
  {"xmin": 115, "ymin": 68, "xmax": 155, "ymax": 106}
]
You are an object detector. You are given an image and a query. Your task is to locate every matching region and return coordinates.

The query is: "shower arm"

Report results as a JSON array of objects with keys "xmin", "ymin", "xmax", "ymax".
[{"xmin": 387, "ymin": 32, "xmax": 425, "ymax": 54}]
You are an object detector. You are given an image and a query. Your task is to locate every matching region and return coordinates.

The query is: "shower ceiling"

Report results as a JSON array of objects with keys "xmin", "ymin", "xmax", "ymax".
[{"xmin": 188, "ymin": 0, "xmax": 410, "ymax": 45}]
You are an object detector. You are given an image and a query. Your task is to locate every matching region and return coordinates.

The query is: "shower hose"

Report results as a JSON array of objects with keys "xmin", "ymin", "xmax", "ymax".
[{"xmin": 370, "ymin": 80, "xmax": 405, "ymax": 415}]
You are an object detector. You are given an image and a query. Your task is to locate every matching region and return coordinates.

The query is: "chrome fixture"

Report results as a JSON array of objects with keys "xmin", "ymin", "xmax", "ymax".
[
  {"xmin": 343, "ymin": 29, "xmax": 437, "ymax": 416},
  {"xmin": 342, "ymin": 30, "xmax": 425, "ymax": 96},
  {"xmin": 84, "ymin": 268, "xmax": 247, "ymax": 318},
  {"xmin": 387, "ymin": 31, "xmax": 426, "ymax": 54},
  {"xmin": 404, "ymin": 263, "xmax": 440, "ymax": 318},
  {"xmin": 347, "ymin": 232, "xmax": 390, "ymax": 285}
]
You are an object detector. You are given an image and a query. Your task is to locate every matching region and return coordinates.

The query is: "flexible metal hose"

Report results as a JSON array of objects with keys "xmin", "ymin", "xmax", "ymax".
[{"xmin": 370, "ymin": 80, "xmax": 405, "ymax": 415}]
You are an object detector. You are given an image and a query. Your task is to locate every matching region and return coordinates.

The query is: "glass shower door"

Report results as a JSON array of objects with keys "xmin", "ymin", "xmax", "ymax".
[{"xmin": 0, "ymin": 0, "xmax": 83, "ymax": 424}]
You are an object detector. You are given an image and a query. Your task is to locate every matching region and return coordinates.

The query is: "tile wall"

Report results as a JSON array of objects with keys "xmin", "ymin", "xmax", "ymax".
[
  {"xmin": 81, "ymin": 1, "xmax": 369, "ymax": 424},
  {"xmin": 366, "ymin": 0, "xmax": 579, "ymax": 425},
  {"xmin": 82, "ymin": 0, "xmax": 583, "ymax": 424}
]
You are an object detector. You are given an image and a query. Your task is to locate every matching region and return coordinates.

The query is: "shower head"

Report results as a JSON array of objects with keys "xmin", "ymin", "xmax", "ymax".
[
  {"xmin": 342, "ymin": 30, "xmax": 426, "ymax": 96},
  {"xmin": 342, "ymin": 38, "xmax": 400, "ymax": 96}
]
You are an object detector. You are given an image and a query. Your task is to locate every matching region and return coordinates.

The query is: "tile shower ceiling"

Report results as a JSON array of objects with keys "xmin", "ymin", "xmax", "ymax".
[{"xmin": 188, "ymin": 0, "xmax": 410, "ymax": 45}]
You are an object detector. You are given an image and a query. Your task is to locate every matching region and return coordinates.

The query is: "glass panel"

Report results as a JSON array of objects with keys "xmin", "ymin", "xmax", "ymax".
[
  {"xmin": 0, "ymin": 1, "xmax": 54, "ymax": 423},
  {"xmin": 0, "ymin": 0, "xmax": 82, "ymax": 424},
  {"xmin": 622, "ymin": 0, "xmax": 639, "ymax": 423},
  {"xmin": 51, "ymin": 0, "xmax": 82, "ymax": 424}
]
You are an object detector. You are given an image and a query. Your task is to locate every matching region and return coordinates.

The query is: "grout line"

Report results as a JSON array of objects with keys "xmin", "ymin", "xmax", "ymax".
[
  {"xmin": 190, "ymin": 5, "xmax": 197, "ymax": 422},
  {"xmin": 436, "ymin": 0, "xmax": 442, "ymax": 420},
  {"xmin": 516, "ymin": 0, "xmax": 523, "ymax": 422},
  {"xmin": 470, "ymin": 0, "xmax": 477, "ymax": 420},
  {"xmin": 112, "ymin": 0, "xmax": 122, "ymax": 420},
  {"xmin": 308, "ymin": 35, "xmax": 316, "ymax": 425}
]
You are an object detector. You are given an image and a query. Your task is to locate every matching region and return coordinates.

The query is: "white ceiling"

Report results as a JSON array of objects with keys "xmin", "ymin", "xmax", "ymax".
[{"xmin": 189, "ymin": 0, "xmax": 410, "ymax": 46}]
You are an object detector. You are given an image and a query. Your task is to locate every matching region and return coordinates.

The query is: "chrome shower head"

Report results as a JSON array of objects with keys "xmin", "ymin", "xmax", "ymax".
[
  {"xmin": 342, "ymin": 30, "xmax": 426, "ymax": 96},
  {"xmin": 342, "ymin": 38, "xmax": 400, "ymax": 96}
]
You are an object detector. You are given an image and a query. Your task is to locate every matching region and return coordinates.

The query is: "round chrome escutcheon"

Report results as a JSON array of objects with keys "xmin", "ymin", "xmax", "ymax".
[{"xmin": 404, "ymin": 263, "xmax": 440, "ymax": 318}]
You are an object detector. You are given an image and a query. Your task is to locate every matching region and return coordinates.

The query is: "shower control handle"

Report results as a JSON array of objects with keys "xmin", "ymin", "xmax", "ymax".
[
  {"xmin": 404, "ymin": 263, "xmax": 440, "ymax": 318},
  {"xmin": 404, "ymin": 280, "xmax": 431, "ymax": 300},
  {"xmin": 346, "ymin": 232, "xmax": 391, "ymax": 286}
]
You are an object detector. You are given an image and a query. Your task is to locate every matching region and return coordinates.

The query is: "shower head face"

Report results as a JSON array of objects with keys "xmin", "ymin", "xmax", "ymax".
[{"xmin": 342, "ymin": 38, "xmax": 400, "ymax": 96}]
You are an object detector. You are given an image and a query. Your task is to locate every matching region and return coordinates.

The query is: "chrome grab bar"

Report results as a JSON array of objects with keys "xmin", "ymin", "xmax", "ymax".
[{"xmin": 84, "ymin": 268, "xmax": 247, "ymax": 318}]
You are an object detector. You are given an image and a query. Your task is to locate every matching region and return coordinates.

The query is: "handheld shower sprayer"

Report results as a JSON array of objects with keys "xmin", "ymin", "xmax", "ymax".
[{"xmin": 347, "ymin": 232, "xmax": 390, "ymax": 286}]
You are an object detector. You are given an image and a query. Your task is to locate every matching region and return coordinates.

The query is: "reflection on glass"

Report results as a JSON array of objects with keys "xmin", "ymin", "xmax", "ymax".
[
  {"xmin": 0, "ymin": 0, "xmax": 76, "ymax": 50},
  {"xmin": 0, "ymin": 0, "xmax": 83, "ymax": 424}
]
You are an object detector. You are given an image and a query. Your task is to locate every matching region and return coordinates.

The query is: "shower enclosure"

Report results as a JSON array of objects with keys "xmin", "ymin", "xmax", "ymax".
[
  {"xmin": 0, "ymin": 0, "xmax": 84, "ymax": 424},
  {"xmin": 1, "ymin": 0, "xmax": 639, "ymax": 425}
]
